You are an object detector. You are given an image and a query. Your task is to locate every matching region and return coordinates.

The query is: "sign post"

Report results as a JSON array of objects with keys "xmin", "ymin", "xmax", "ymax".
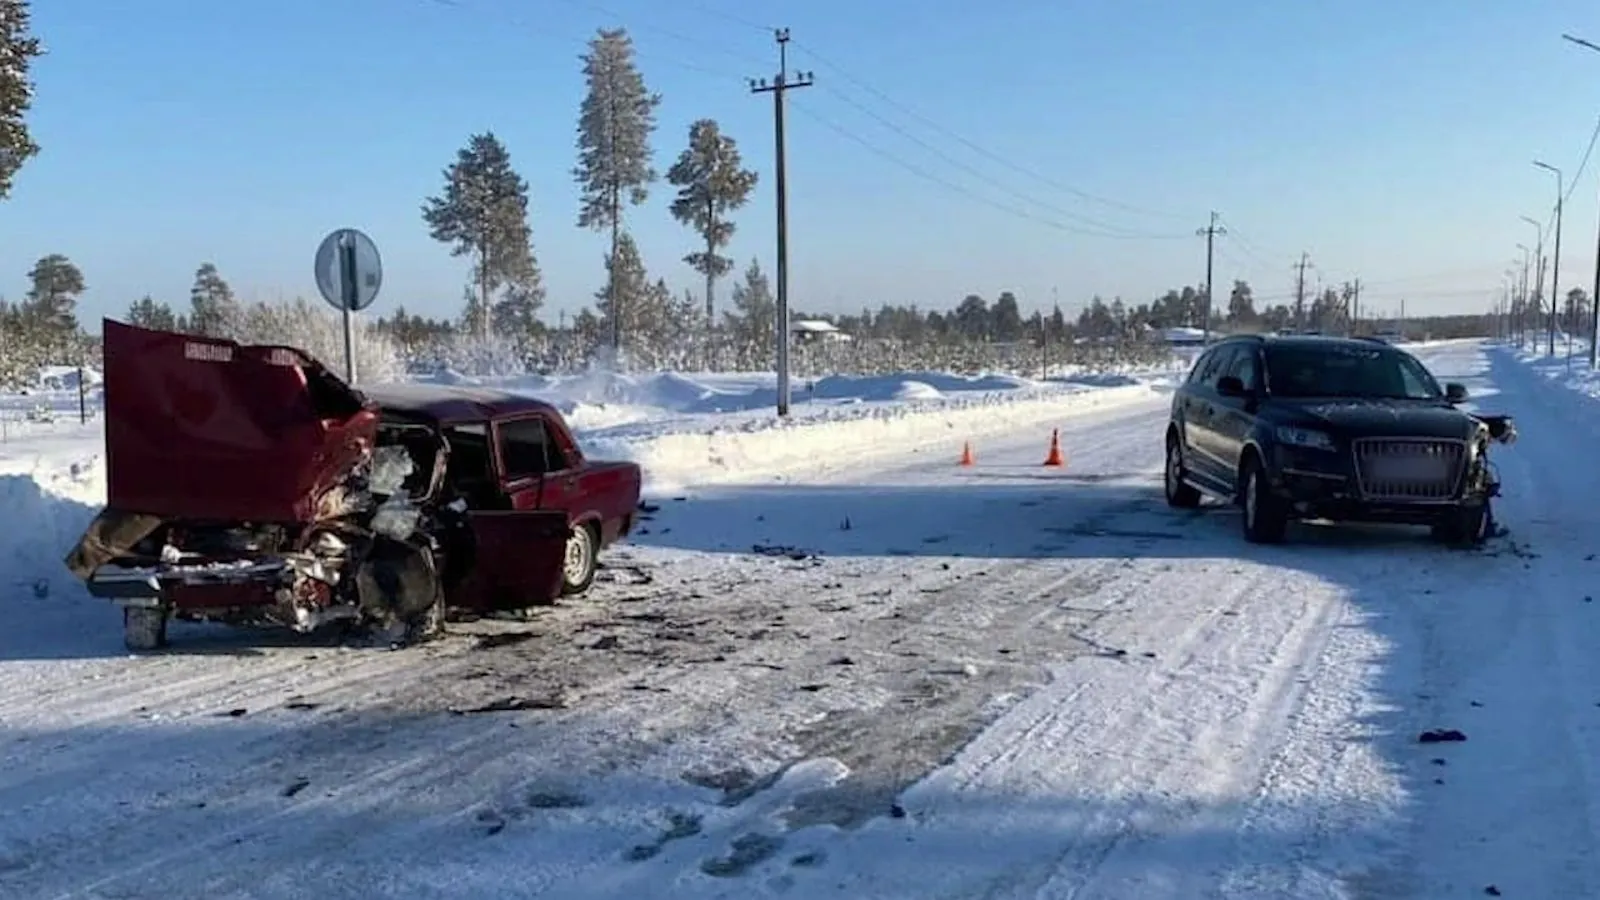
[{"xmin": 313, "ymin": 228, "xmax": 383, "ymax": 384}]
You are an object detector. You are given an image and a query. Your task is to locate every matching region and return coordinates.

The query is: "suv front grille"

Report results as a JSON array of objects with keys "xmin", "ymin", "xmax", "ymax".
[{"xmin": 1352, "ymin": 438, "xmax": 1465, "ymax": 502}]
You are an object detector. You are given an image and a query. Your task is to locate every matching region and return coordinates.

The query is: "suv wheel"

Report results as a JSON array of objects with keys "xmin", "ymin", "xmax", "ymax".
[
  {"xmin": 1164, "ymin": 432, "xmax": 1202, "ymax": 508},
  {"xmin": 1240, "ymin": 456, "xmax": 1289, "ymax": 544},
  {"xmin": 1432, "ymin": 499, "xmax": 1493, "ymax": 548}
]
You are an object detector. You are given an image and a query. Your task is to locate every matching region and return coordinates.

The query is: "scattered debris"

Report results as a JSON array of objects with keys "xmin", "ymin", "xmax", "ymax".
[
  {"xmin": 752, "ymin": 543, "xmax": 819, "ymax": 561},
  {"xmin": 474, "ymin": 631, "xmax": 539, "ymax": 650},
  {"xmin": 525, "ymin": 789, "xmax": 587, "ymax": 809},
  {"xmin": 700, "ymin": 832, "xmax": 784, "ymax": 877},
  {"xmin": 1418, "ymin": 729, "xmax": 1467, "ymax": 743},
  {"xmin": 281, "ymin": 778, "xmax": 311, "ymax": 798},
  {"xmin": 215, "ymin": 708, "xmax": 247, "ymax": 718},
  {"xmin": 452, "ymin": 695, "xmax": 567, "ymax": 715}
]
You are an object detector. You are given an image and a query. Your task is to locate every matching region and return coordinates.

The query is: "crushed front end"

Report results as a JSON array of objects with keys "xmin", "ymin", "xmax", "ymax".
[
  {"xmin": 66, "ymin": 439, "xmax": 463, "ymax": 650},
  {"xmin": 65, "ymin": 321, "xmax": 468, "ymax": 651}
]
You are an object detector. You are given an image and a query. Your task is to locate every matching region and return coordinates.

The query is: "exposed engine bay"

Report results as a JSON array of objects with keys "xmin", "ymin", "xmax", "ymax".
[{"xmin": 65, "ymin": 425, "xmax": 474, "ymax": 647}]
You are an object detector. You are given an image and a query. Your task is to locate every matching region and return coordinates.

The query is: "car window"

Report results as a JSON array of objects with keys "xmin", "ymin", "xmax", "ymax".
[
  {"xmin": 1264, "ymin": 344, "xmax": 1443, "ymax": 399},
  {"xmin": 441, "ymin": 422, "xmax": 502, "ymax": 508},
  {"xmin": 1185, "ymin": 349, "xmax": 1215, "ymax": 385},
  {"xmin": 498, "ymin": 417, "xmax": 568, "ymax": 479}
]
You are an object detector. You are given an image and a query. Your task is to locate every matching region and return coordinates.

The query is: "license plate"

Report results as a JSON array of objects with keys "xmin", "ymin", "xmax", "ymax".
[{"xmin": 1369, "ymin": 457, "xmax": 1449, "ymax": 481}]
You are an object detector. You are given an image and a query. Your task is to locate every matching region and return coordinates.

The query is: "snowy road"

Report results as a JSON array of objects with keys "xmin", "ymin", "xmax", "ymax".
[{"xmin": 3, "ymin": 341, "xmax": 1599, "ymax": 898}]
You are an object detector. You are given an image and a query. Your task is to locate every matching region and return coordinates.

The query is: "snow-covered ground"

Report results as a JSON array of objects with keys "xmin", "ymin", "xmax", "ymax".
[{"xmin": 3, "ymin": 345, "xmax": 1599, "ymax": 898}]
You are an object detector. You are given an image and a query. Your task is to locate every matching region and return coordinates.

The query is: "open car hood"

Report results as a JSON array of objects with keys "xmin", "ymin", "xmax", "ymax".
[{"xmin": 101, "ymin": 319, "xmax": 379, "ymax": 523}]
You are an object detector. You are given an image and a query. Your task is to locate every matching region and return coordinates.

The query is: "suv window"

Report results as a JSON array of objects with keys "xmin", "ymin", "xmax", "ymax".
[
  {"xmin": 498, "ymin": 417, "xmax": 568, "ymax": 479},
  {"xmin": 1264, "ymin": 344, "xmax": 1442, "ymax": 400},
  {"xmin": 1192, "ymin": 344, "xmax": 1238, "ymax": 389},
  {"xmin": 1224, "ymin": 344, "xmax": 1260, "ymax": 391}
]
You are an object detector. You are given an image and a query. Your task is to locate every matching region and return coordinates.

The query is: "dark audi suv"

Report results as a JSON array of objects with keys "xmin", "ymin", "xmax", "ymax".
[{"xmin": 1164, "ymin": 334, "xmax": 1509, "ymax": 546}]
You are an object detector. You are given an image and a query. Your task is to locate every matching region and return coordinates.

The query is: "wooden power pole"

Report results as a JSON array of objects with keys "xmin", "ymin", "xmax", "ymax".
[
  {"xmin": 749, "ymin": 29, "xmax": 812, "ymax": 417},
  {"xmin": 1293, "ymin": 253, "xmax": 1311, "ymax": 331},
  {"xmin": 1197, "ymin": 211, "xmax": 1225, "ymax": 343}
]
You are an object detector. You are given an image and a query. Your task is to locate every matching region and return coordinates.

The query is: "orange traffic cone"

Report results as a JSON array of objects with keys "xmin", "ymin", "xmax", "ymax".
[
  {"xmin": 1042, "ymin": 429, "xmax": 1065, "ymax": 467},
  {"xmin": 960, "ymin": 441, "xmax": 975, "ymax": 466}
]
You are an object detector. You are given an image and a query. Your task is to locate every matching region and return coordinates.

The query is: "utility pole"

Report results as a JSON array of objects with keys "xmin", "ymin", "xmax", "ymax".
[
  {"xmin": 1293, "ymin": 253, "xmax": 1311, "ymax": 331},
  {"xmin": 1197, "ymin": 212, "xmax": 1225, "ymax": 343},
  {"xmin": 749, "ymin": 28, "xmax": 812, "ymax": 417},
  {"xmin": 1350, "ymin": 278, "xmax": 1362, "ymax": 334}
]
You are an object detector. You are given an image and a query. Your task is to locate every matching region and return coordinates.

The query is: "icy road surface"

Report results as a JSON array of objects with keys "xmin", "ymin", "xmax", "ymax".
[{"xmin": 2, "ymin": 341, "xmax": 1598, "ymax": 899}]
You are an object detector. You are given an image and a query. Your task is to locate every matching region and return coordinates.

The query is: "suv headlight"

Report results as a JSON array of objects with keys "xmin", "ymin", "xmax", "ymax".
[{"xmin": 1275, "ymin": 426, "xmax": 1335, "ymax": 451}]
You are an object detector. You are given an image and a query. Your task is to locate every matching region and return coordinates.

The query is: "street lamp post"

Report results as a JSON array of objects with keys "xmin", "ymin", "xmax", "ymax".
[
  {"xmin": 1520, "ymin": 218, "xmax": 1545, "ymax": 350},
  {"xmin": 1517, "ymin": 242, "xmax": 1533, "ymax": 346},
  {"xmin": 1534, "ymin": 160, "xmax": 1565, "ymax": 359},
  {"xmin": 1563, "ymin": 33, "xmax": 1600, "ymax": 367}
]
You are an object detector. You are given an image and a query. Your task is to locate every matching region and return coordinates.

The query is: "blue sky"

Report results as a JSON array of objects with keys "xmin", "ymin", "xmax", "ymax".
[{"xmin": 3, "ymin": 0, "xmax": 1599, "ymax": 325}]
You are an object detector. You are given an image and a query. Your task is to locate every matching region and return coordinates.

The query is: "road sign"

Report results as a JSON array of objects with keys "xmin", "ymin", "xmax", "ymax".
[
  {"xmin": 313, "ymin": 228, "xmax": 382, "ymax": 385},
  {"xmin": 314, "ymin": 228, "xmax": 382, "ymax": 313}
]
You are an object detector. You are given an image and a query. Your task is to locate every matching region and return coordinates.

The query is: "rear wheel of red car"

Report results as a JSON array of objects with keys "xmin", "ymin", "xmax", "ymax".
[
  {"xmin": 562, "ymin": 523, "xmax": 598, "ymax": 596},
  {"xmin": 123, "ymin": 606, "xmax": 168, "ymax": 652}
]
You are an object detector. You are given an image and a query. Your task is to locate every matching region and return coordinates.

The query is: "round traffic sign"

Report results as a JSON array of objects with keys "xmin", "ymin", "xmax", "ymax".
[{"xmin": 314, "ymin": 228, "xmax": 383, "ymax": 312}]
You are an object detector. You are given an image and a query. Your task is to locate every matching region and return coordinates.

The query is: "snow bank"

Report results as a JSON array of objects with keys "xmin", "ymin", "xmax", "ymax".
[
  {"xmin": 1506, "ymin": 338, "xmax": 1600, "ymax": 404},
  {"xmin": 580, "ymin": 381, "xmax": 1163, "ymax": 492},
  {"xmin": 0, "ymin": 454, "xmax": 104, "ymax": 602}
]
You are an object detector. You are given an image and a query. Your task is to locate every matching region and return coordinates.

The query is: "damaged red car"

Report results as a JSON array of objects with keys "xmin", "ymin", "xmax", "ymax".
[{"xmin": 65, "ymin": 320, "xmax": 643, "ymax": 651}]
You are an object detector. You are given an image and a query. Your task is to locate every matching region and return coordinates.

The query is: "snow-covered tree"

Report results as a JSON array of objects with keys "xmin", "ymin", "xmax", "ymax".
[
  {"xmin": 422, "ymin": 131, "xmax": 543, "ymax": 340},
  {"xmin": 126, "ymin": 295, "xmax": 179, "ymax": 331},
  {"xmin": 0, "ymin": 0, "xmax": 43, "ymax": 201},
  {"xmin": 724, "ymin": 258, "xmax": 776, "ymax": 370},
  {"xmin": 188, "ymin": 262, "xmax": 239, "ymax": 337},
  {"xmin": 575, "ymin": 27, "xmax": 660, "ymax": 353},
  {"xmin": 594, "ymin": 231, "xmax": 673, "ymax": 369},
  {"xmin": 227, "ymin": 297, "xmax": 403, "ymax": 384},
  {"xmin": 666, "ymin": 118, "xmax": 758, "ymax": 332}
]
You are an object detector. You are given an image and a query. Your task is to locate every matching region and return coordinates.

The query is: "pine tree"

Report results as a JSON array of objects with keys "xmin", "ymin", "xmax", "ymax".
[
  {"xmin": 575, "ymin": 27, "xmax": 660, "ymax": 354},
  {"xmin": 422, "ymin": 131, "xmax": 543, "ymax": 340},
  {"xmin": 188, "ymin": 262, "xmax": 238, "ymax": 337},
  {"xmin": 726, "ymin": 258, "xmax": 776, "ymax": 369},
  {"xmin": 593, "ymin": 231, "xmax": 670, "ymax": 368},
  {"xmin": 24, "ymin": 253, "xmax": 83, "ymax": 362},
  {"xmin": 0, "ymin": 0, "xmax": 43, "ymax": 201},
  {"xmin": 666, "ymin": 119, "xmax": 758, "ymax": 333},
  {"xmin": 127, "ymin": 295, "xmax": 179, "ymax": 331}
]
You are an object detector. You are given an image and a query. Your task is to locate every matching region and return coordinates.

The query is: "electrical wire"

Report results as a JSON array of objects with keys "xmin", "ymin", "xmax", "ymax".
[
  {"xmin": 787, "ymin": 38, "xmax": 1191, "ymax": 223},
  {"xmin": 787, "ymin": 99, "xmax": 1184, "ymax": 240},
  {"xmin": 811, "ymin": 83, "xmax": 1185, "ymax": 239}
]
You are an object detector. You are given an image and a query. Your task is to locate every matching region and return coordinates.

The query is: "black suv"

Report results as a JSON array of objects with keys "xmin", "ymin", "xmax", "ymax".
[{"xmin": 1164, "ymin": 334, "xmax": 1509, "ymax": 546}]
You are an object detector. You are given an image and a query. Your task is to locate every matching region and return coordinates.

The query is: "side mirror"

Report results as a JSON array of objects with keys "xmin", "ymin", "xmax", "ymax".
[
  {"xmin": 1444, "ymin": 382, "xmax": 1468, "ymax": 403},
  {"xmin": 1216, "ymin": 375, "xmax": 1248, "ymax": 397}
]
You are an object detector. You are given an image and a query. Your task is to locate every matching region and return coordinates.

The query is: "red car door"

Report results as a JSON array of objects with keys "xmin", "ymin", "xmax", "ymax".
[
  {"xmin": 449, "ymin": 509, "xmax": 569, "ymax": 611},
  {"xmin": 495, "ymin": 415, "xmax": 581, "ymax": 515}
]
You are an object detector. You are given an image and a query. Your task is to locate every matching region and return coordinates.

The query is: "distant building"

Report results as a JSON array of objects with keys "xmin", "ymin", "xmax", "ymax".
[{"xmin": 790, "ymin": 319, "xmax": 852, "ymax": 344}]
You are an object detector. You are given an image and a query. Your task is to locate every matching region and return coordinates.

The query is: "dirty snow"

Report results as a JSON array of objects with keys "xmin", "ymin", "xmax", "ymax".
[{"xmin": 1, "ymin": 346, "xmax": 1599, "ymax": 898}]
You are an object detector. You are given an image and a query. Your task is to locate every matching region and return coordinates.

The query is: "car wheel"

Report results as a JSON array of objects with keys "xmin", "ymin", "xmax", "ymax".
[
  {"xmin": 1165, "ymin": 432, "xmax": 1202, "ymax": 509},
  {"xmin": 561, "ymin": 523, "xmax": 598, "ymax": 596},
  {"xmin": 123, "ymin": 606, "xmax": 169, "ymax": 652},
  {"xmin": 1240, "ymin": 456, "xmax": 1289, "ymax": 544}
]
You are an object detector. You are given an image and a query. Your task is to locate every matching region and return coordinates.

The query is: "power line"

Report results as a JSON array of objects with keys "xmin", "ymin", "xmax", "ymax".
[
  {"xmin": 787, "ymin": 38, "xmax": 1189, "ymax": 223},
  {"xmin": 788, "ymin": 99, "xmax": 1188, "ymax": 240},
  {"xmin": 813, "ymin": 82, "xmax": 1179, "ymax": 238}
]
